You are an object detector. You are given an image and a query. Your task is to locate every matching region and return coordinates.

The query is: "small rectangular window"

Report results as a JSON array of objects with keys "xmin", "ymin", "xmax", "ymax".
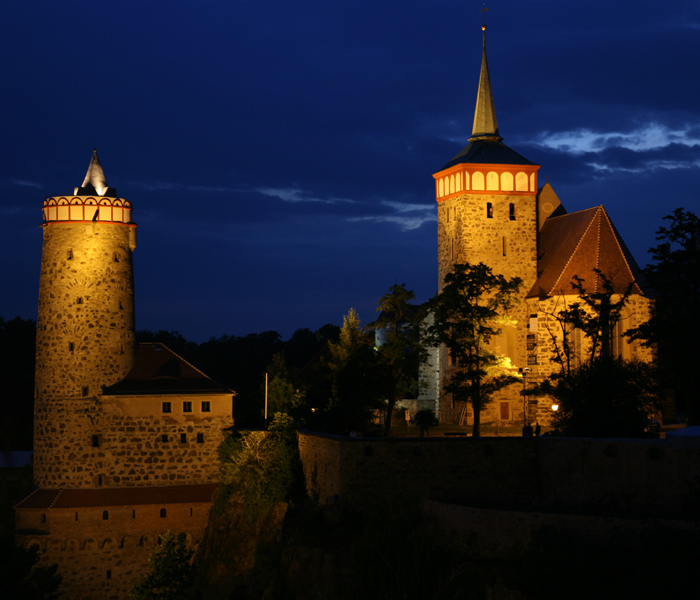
[
  {"xmin": 162, "ymin": 402, "xmax": 171, "ymax": 414},
  {"xmin": 526, "ymin": 334, "xmax": 536, "ymax": 351},
  {"xmin": 183, "ymin": 401, "xmax": 192, "ymax": 413},
  {"xmin": 509, "ymin": 203, "xmax": 516, "ymax": 221},
  {"xmin": 201, "ymin": 401, "xmax": 211, "ymax": 413},
  {"xmin": 486, "ymin": 202, "xmax": 493, "ymax": 218},
  {"xmin": 161, "ymin": 434, "xmax": 169, "ymax": 443},
  {"xmin": 197, "ymin": 433, "xmax": 204, "ymax": 444},
  {"xmin": 91, "ymin": 435, "xmax": 100, "ymax": 448},
  {"xmin": 180, "ymin": 433, "xmax": 187, "ymax": 444},
  {"xmin": 69, "ymin": 342, "xmax": 74, "ymax": 352},
  {"xmin": 82, "ymin": 386, "xmax": 89, "ymax": 397}
]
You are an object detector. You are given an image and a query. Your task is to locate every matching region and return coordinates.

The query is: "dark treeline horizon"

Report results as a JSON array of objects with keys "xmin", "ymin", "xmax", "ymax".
[{"xmin": 0, "ymin": 317, "xmax": 343, "ymax": 450}]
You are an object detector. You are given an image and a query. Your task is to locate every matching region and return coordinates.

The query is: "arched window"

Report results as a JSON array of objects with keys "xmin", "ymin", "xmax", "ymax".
[
  {"xmin": 160, "ymin": 508, "xmax": 167, "ymax": 518},
  {"xmin": 102, "ymin": 510, "xmax": 109, "ymax": 520}
]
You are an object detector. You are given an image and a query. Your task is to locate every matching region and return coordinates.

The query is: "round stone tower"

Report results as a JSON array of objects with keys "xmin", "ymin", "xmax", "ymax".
[{"xmin": 34, "ymin": 150, "xmax": 137, "ymax": 488}]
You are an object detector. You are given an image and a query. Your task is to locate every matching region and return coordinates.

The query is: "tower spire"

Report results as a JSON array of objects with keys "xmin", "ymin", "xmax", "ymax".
[
  {"xmin": 75, "ymin": 149, "xmax": 116, "ymax": 196},
  {"xmin": 470, "ymin": 17, "xmax": 501, "ymax": 142}
]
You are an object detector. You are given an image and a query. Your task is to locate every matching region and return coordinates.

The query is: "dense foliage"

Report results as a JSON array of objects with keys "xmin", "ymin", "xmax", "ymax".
[
  {"xmin": 537, "ymin": 270, "xmax": 661, "ymax": 436},
  {"xmin": 0, "ymin": 540, "xmax": 62, "ymax": 600},
  {"xmin": 629, "ymin": 208, "xmax": 700, "ymax": 424},
  {"xmin": 369, "ymin": 284, "xmax": 427, "ymax": 435},
  {"xmin": 427, "ymin": 263, "xmax": 523, "ymax": 436},
  {"xmin": 130, "ymin": 531, "xmax": 195, "ymax": 600},
  {"xmin": 217, "ymin": 413, "xmax": 303, "ymax": 519}
]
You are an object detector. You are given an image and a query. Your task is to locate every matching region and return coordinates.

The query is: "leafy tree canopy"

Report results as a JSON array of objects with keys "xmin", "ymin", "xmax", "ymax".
[
  {"xmin": 427, "ymin": 263, "xmax": 523, "ymax": 437},
  {"xmin": 129, "ymin": 531, "xmax": 195, "ymax": 600},
  {"xmin": 369, "ymin": 284, "xmax": 427, "ymax": 435}
]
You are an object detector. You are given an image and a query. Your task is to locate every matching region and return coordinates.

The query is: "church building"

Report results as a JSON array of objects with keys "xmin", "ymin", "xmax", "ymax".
[{"xmin": 431, "ymin": 25, "xmax": 653, "ymax": 426}]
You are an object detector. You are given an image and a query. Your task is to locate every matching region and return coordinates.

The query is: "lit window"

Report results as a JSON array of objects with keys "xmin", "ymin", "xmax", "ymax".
[
  {"xmin": 201, "ymin": 401, "xmax": 211, "ymax": 413},
  {"xmin": 162, "ymin": 402, "xmax": 171, "ymax": 414},
  {"xmin": 183, "ymin": 401, "xmax": 192, "ymax": 413}
]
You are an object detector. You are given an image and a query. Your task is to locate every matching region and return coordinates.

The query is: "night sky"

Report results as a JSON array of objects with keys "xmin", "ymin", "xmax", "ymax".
[{"xmin": 2, "ymin": 1, "xmax": 699, "ymax": 342}]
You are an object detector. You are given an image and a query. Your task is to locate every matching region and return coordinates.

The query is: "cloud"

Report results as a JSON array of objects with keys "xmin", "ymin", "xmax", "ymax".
[
  {"xmin": 532, "ymin": 123, "xmax": 700, "ymax": 155},
  {"xmin": 12, "ymin": 179, "xmax": 43, "ymax": 189},
  {"xmin": 350, "ymin": 201, "xmax": 436, "ymax": 231},
  {"xmin": 587, "ymin": 158, "xmax": 700, "ymax": 174},
  {"xmin": 257, "ymin": 187, "xmax": 355, "ymax": 204}
]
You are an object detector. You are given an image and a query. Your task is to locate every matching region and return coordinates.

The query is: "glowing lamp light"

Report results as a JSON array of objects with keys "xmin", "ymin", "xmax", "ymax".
[{"xmin": 552, "ymin": 404, "xmax": 559, "ymax": 412}]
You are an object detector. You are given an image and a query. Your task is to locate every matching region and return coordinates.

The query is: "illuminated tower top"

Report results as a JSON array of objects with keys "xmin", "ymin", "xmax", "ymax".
[{"xmin": 42, "ymin": 150, "xmax": 134, "ymax": 225}]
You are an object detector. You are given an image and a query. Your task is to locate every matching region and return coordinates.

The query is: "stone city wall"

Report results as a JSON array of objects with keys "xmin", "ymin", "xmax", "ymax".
[
  {"xmin": 34, "ymin": 398, "xmax": 230, "ymax": 488},
  {"xmin": 298, "ymin": 430, "xmax": 700, "ymax": 520},
  {"xmin": 19, "ymin": 501, "xmax": 210, "ymax": 600}
]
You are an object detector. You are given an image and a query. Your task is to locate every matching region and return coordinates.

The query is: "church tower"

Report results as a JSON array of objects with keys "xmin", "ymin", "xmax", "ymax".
[
  {"xmin": 433, "ymin": 25, "xmax": 540, "ymax": 422},
  {"xmin": 33, "ymin": 150, "xmax": 137, "ymax": 488}
]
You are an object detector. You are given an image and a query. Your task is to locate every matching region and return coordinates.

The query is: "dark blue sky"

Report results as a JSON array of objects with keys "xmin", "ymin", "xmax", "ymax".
[{"xmin": 2, "ymin": 1, "xmax": 699, "ymax": 342}]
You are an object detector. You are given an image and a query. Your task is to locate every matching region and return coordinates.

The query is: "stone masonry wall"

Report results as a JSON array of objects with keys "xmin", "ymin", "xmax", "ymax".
[
  {"xmin": 18, "ymin": 501, "xmax": 211, "ymax": 600},
  {"xmin": 298, "ymin": 430, "xmax": 700, "ymax": 520},
  {"xmin": 35, "ymin": 221, "xmax": 136, "ymax": 400},
  {"xmin": 34, "ymin": 399, "xmax": 229, "ymax": 488},
  {"xmin": 437, "ymin": 191, "xmax": 539, "ymax": 424},
  {"xmin": 35, "ymin": 220, "xmax": 137, "ymax": 486}
]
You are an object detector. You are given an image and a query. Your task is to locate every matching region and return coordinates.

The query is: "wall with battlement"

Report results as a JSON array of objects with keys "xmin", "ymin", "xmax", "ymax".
[{"xmin": 298, "ymin": 430, "xmax": 700, "ymax": 520}]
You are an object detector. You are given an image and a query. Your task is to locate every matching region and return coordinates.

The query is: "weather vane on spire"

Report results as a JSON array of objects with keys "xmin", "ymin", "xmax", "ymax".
[{"xmin": 480, "ymin": 3, "xmax": 489, "ymax": 29}]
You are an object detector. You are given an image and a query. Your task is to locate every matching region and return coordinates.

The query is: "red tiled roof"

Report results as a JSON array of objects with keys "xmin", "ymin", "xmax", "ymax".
[
  {"xmin": 528, "ymin": 206, "xmax": 647, "ymax": 299},
  {"xmin": 14, "ymin": 483, "xmax": 218, "ymax": 509},
  {"xmin": 104, "ymin": 343, "xmax": 232, "ymax": 395}
]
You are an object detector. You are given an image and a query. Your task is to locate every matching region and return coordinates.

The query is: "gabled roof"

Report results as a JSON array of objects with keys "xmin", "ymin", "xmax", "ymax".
[
  {"xmin": 103, "ymin": 343, "xmax": 232, "ymax": 396},
  {"xmin": 14, "ymin": 483, "xmax": 218, "ymax": 509},
  {"xmin": 74, "ymin": 149, "xmax": 118, "ymax": 197},
  {"xmin": 527, "ymin": 206, "xmax": 647, "ymax": 299}
]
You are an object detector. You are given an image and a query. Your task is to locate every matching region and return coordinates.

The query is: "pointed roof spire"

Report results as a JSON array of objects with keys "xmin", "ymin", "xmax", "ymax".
[
  {"xmin": 470, "ymin": 23, "xmax": 501, "ymax": 142},
  {"xmin": 74, "ymin": 149, "xmax": 117, "ymax": 197}
]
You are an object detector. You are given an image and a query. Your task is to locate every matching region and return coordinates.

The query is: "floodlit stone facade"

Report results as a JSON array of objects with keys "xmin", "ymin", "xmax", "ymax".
[
  {"xmin": 430, "ymin": 30, "xmax": 654, "ymax": 426},
  {"xmin": 16, "ymin": 151, "xmax": 235, "ymax": 600}
]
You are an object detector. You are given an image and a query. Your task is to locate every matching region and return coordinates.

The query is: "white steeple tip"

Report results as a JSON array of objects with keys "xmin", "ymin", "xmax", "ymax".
[{"xmin": 74, "ymin": 149, "xmax": 116, "ymax": 197}]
